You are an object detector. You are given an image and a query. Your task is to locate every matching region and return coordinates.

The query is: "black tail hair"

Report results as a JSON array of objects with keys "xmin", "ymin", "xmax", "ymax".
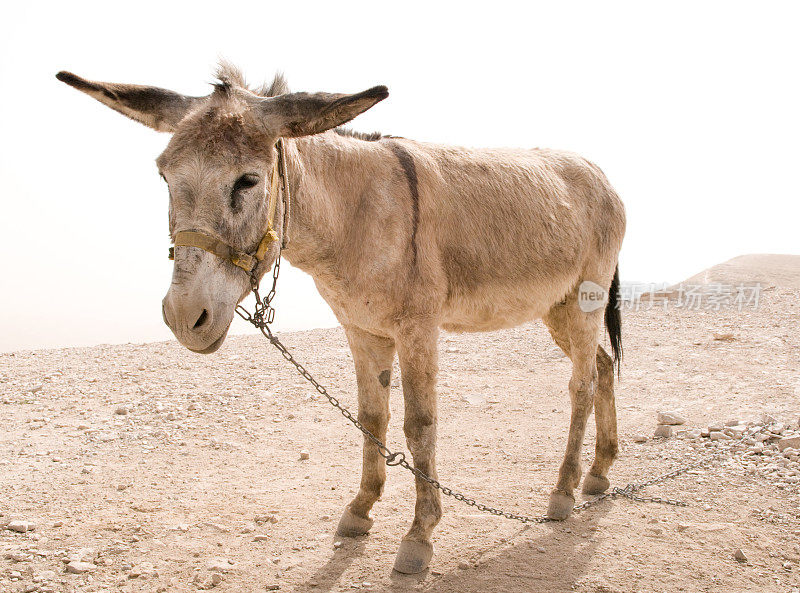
[{"xmin": 604, "ymin": 264, "xmax": 623, "ymax": 376}]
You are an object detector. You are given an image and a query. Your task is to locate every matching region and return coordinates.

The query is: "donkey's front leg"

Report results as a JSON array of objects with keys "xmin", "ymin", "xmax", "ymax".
[
  {"xmin": 336, "ymin": 326, "xmax": 396, "ymax": 537},
  {"xmin": 393, "ymin": 324, "xmax": 441, "ymax": 574}
]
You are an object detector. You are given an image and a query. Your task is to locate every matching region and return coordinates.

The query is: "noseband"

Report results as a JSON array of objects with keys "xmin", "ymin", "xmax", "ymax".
[{"xmin": 168, "ymin": 139, "xmax": 291, "ymax": 275}]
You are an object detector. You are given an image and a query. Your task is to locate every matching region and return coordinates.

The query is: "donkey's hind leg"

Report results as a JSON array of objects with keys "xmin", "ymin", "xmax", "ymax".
[
  {"xmin": 583, "ymin": 346, "xmax": 617, "ymax": 494},
  {"xmin": 542, "ymin": 297, "xmax": 603, "ymax": 520},
  {"xmin": 336, "ymin": 325, "xmax": 396, "ymax": 537}
]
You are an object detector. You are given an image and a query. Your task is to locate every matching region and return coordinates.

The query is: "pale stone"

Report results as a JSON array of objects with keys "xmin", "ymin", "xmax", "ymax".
[
  {"xmin": 7, "ymin": 520, "xmax": 36, "ymax": 533},
  {"xmin": 657, "ymin": 411, "xmax": 686, "ymax": 426},
  {"xmin": 65, "ymin": 561, "xmax": 96, "ymax": 574},
  {"xmin": 778, "ymin": 436, "xmax": 800, "ymax": 451},
  {"xmin": 654, "ymin": 425, "xmax": 673, "ymax": 438}
]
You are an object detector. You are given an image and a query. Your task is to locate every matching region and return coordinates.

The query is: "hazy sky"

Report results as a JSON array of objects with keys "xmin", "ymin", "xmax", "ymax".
[{"xmin": 1, "ymin": 1, "xmax": 798, "ymax": 352}]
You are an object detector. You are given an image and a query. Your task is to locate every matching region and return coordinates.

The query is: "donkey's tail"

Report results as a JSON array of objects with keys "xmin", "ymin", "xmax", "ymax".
[{"xmin": 604, "ymin": 264, "xmax": 622, "ymax": 376}]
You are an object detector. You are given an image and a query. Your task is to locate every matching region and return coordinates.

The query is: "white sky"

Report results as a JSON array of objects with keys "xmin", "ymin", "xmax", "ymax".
[{"xmin": 1, "ymin": 1, "xmax": 798, "ymax": 352}]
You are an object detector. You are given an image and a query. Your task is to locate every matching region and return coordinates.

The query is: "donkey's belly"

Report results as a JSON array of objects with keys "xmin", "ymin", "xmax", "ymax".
[{"xmin": 440, "ymin": 275, "xmax": 577, "ymax": 333}]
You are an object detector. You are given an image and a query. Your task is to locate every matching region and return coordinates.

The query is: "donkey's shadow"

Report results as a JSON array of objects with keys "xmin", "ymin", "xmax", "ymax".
[{"xmin": 300, "ymin": 504, "xmax": 610, "ymax": 593}]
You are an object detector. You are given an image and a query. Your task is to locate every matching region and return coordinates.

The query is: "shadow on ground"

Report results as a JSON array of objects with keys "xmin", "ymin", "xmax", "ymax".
[{"xmin": 299, "ymin": 504, "xmax": 610, "ymax": 593}]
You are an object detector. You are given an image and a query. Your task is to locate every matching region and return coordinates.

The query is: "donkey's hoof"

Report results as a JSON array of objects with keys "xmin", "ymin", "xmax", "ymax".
[
  {"xmin": 582, "ymin": 472, "xmax": 610, "ymax": 495},
  {"xmin": 336, "ymin": 508, "xmax": 373, "ymax": 537},
  {"xmin": 393, "ymin": 539, "xmax": 433, "ymax": 574},
  {"xmin": 547, "ymin": 489, "xmax": 575, "ymax": 521}
]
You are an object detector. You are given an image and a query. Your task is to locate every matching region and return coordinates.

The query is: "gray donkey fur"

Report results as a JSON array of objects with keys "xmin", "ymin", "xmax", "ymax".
[{"xmin": 57, "ymin": 63, "xmax": 626, "ymax": 574}]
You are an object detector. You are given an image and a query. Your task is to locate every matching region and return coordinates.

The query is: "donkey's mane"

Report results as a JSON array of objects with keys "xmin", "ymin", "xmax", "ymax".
[
  {"xmin": 214, "ymin": 61, "xmax": 290, "ymax": 98},
  {"xmin": 333, "ymin": 128, "xmax": 385, "ymax": 142}
]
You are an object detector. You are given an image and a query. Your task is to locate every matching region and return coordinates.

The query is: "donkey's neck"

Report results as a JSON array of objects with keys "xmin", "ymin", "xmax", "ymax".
[{"xmin": 279, "ymin": 133, "xmax": 374, "ymax": 282}]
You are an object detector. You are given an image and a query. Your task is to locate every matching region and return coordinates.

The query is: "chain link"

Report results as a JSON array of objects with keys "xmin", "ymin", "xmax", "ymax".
[{"xmin": 236, "ymin": 252, "xmax": 756, "ymax": 524}]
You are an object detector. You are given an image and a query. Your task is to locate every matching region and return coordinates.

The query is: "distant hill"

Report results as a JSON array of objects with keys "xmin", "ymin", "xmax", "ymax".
[
  {"xmin": 677, "ymin": 254, "xmax": 800, "ymax": 290},
  {"xmin": 638, "ymin": 254, "xmax": 800, "ymax": 303}
]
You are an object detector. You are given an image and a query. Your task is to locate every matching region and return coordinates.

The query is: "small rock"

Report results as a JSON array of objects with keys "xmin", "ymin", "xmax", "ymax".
[
  {"xmin": 633, "ymin": 434, "xmax": 648, "ymax": 443},
  {"xmin": 8, "ymin": 520, "xmax": 36, "ymax": 533},
  {"xmin": 129, "ymin": 562, "xmax": 157, "ymax": 578},
  {"xmin": 687, "ymin": 429, "xmax": 702, "ymax": 439},
  {"xmin": 333, "ymin": 541, "xmax": 343, "ymax": 549},
  {"xmin": 726, "ymin": 425, "xmax": 747, "ymax": 438},
  {"xmin": 207, "ymin": 558, "xmax": 235, "ymax": 573},
  {"xmin": 778, "ymin": 436, "xmax": 800, "ymax": 451},
  {"xmin": 253, "ymin": 535, "xmax": 270, "ymax": 542},
  {"xmin": 65, "ymin": 561, "xmax": 96, "ymax": 574},
  {"xmin": 255, "ymin": 514, "xmax": 279, "ymax": 524},
  {"xmin": 114, "ymin": 405, "xmax": 129, "ymax": 415},
  {"xmin": 457, "ymin": 561, "xmax": 471, "ymax": 570},
  {"xmin": 710, "ymin": 431, "xmax": 732, "ymax": 441},
  {"xmin": 654, "ymin": 425, "xmax": 673, "ymax": 438},
  {"xmin": 240, "ymin": 522, "xmax": 257, "ymax": 534},
  {"xmin": 211, "ymin": 573, "xmax": 224, "ymax": 586},
  {"xmin": 299, "ymin": 450, "xmax": 310, "ymax": 461},
  {"xmin": 733, "ymin": 548, "xmax": 748, "ymax": 563},
  {"xmin": 265, "ymin": 586, "xmax": 280, "ymax": 591},
  {"xmin": 657, "ymin": 411, "xmax": 686, "ymax": 426},
  {"xmin": 712, "ymin": 333, "xmax": 736, "ymax": 342}
]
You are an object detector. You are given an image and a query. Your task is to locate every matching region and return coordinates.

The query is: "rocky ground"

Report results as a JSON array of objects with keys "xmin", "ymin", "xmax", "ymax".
[{"xmin": 1, "ymin": 289, "xmax": 799, "ymax": 593}]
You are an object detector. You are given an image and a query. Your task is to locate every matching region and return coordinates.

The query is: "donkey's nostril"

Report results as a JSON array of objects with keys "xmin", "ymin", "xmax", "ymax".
[{"xmin": 193, "ymin": 309, "xmax": 209, "ymax": 330}]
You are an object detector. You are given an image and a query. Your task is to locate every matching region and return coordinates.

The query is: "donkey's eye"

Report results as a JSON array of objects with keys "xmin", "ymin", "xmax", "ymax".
[{"xmin": 232, "ymin": 174, "xmax": 259, "ymax": 194}]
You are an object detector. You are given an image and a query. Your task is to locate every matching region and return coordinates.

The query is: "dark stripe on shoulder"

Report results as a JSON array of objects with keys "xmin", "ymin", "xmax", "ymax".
[{"xmin": 387, "ymin": 141, "xmax": 420, "ymax": 265}]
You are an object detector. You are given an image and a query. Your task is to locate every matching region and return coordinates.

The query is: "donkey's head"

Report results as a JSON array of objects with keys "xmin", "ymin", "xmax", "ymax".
[{"xmin": 57, "ymin": 64, "xmax": 388, "ymax": 353}]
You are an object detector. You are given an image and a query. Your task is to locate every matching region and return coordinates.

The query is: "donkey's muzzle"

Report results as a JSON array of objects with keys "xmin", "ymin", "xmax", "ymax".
[{"xmin": 162, "ymin": 289, "xmax": 231, "ymax": 354}]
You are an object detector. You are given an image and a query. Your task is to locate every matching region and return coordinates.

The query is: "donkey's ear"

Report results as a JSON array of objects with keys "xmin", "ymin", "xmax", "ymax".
[
  {"xmin": 262, "ymin": 86, "xmax": 389, "ymax": 138},
  {"xmin": 55, "ymin": 71, "xmax": 203, "ymax": 133}
]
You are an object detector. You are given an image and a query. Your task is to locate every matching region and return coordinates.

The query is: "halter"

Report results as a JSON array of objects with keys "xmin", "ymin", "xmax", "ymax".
[{"xmin": 168, "ymin": 139, "xmax": 291, "ymax": 274}]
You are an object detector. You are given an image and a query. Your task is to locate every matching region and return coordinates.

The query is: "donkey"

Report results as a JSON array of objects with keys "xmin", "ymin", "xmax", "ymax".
[{"xmin": 57, "ymin": 64, "xmax": 625, "ymax": 574}]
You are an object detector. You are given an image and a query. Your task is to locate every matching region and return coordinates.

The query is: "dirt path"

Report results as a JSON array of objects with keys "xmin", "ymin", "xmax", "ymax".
[{"xmin": 1, "ymin": 290, "xmax": 799, "ymax": 593}]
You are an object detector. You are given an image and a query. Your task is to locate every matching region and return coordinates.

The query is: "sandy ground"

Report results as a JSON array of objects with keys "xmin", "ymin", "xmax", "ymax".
[{"xmin": 1, "ymin": 287, "xmax": 799, "ymax": 593}]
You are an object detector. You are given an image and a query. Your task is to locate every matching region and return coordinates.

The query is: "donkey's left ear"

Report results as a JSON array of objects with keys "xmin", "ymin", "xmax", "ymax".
[
  {"xmin": 55, "ymin": 71, "xmax": 204, "ymax": 133},
  {"xmin": 262, "ymin": 85, "xmax": 389, "ymax": 138}
]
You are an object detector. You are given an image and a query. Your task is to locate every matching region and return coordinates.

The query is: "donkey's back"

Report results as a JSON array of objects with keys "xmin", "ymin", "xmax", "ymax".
[{"xmin": 395, "ymin": 140, "xmax": 626, "ymax": 331}]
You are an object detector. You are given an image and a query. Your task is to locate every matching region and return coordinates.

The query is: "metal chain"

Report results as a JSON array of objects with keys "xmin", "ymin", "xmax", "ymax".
[{"xmin": 236, "ymin": 253, "xmax": 755, "ymax": 524}]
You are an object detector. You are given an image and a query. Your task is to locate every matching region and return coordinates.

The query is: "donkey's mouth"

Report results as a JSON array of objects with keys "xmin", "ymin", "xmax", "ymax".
[{"xmin": 188, "ymin": 324, "xmax": 230, "ymax": 354}]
